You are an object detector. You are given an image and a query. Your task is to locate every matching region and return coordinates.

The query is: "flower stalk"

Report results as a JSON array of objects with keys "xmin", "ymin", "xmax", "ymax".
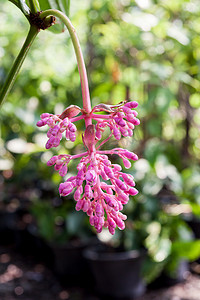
[{"xmin": 39, "ymin": 9, "xmax": 91, "ymax": 117}]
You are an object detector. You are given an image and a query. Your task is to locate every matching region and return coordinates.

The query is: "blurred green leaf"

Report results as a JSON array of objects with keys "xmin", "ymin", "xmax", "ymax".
[
  {"xmin": 9, "ymin": 0, "xmax": 30, "ymax": 15},
  {"xmin": 189, "ymin": 93, "xmax": 200, "ymax": 108},
  {"xmin": 172, "ymin": 240, "xmax": 200, "ymax": 261}
]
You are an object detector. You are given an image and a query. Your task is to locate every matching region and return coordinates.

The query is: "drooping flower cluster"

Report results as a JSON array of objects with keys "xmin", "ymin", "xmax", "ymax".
[
  {"xmin": 57, "ymin": 150, "xmax": 138, "ymax": 234},
  {"xmin": 92, "ymin": 101, "xmax": 140, "ymax": 141},
  {"xmin": 36, "ymin": 112, "xmax": 77, "ymax": 149},
  {"xmin": 37, "ymin": 100, "xmax": 140, "ymax": 234}
]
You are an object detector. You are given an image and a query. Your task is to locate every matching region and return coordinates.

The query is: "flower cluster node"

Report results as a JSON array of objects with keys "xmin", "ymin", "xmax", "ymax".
[
  {"xmin": 36, "ymin": 112, "xmax": 77, "ymax": 149},
  {"xmin": 94, "ymin": 101, "xmax": 140, "ymax": 140}
]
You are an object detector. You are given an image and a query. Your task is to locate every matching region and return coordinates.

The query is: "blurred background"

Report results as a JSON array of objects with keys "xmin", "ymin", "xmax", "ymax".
[{"xmin": 0, "ymin": 0, "xmax": 200, "ymax": 299}]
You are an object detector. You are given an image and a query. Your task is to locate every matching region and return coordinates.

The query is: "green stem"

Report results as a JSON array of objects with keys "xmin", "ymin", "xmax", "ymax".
[
  {"xmin": 0, "ymin": 26, "xmax": 38, "ymax": 107},
  {"xmin": 40, "ymin": 9, "xmax": 91, "ymax": 118},
  {"xmin": 29, "ymin": 0, "xmax": 40, "ymax": 13}
]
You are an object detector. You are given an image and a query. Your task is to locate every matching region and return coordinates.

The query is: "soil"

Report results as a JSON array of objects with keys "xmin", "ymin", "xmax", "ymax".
[{"xmin": 1, "ymin": 245, "xmax": 200, "ymax": 300}]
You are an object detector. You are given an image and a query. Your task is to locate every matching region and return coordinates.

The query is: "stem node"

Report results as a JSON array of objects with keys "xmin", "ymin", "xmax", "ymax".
[{"xmin": 29, "ymin": 12, "xmax": 56, "ymax": 30}]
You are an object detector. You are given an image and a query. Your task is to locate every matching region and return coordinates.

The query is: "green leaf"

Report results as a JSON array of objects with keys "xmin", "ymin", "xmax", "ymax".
[
  {"xmin": 172, "ymin": 240, "xmax": 200, "ymax": 261},
  {"xmin": 19, "ymin": 0, "xmax": 30, "ymax": 15},
  {"xmin": 189, "ymin": 93, "xmax": 200, "ymax": 108},
  {"xmin": 9, "ymin": 0, "xmax": 30, "ymax": 15}
]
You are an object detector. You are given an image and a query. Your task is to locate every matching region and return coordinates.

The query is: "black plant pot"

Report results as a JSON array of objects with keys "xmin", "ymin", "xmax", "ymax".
[
  {"xmin": 83, "ymin": 245, "xmax": 146, "ymax": 299},
  {"xmin": 50, "ymin": 238, "xmax": 98, "ymax": 286}
]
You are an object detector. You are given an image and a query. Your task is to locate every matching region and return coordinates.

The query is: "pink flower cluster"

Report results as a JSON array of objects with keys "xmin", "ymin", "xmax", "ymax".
[
  {"xmin": 58, "ymin": 150, "xmax": 138, "ymax": 234},
  {"xmin": 37, "ymin": 100, "xmax": 140, "ymax": 234},
  {"xmin": 47, "ymin": 154, "xmax": 72, "ymax": 177},
  {"xmin": 93, "ymin": 101, "xmax": 140, "ymax": 140},
  {"xmin": 36, "ymin": 113, "xmax": 77, "ymax": 149}
]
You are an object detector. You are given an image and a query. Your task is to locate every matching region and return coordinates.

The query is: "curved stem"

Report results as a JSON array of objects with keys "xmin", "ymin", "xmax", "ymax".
[
  {"xmin": 40, "ymin": 9, "xmax": 91, "ymax": 120},
  {"xmin": 0, "ymin": 26, "xmax": 38, "ymax": 107}
]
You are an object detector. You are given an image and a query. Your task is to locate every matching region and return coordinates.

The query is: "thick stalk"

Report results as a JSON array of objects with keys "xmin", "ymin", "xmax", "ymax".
[
  {"xmin": 0, "ymin": 26, "xmax": 38, "ymax": 106},
  {"xmin": 40, "ymin": 10, "xmax": 92, "ymax": 122}
]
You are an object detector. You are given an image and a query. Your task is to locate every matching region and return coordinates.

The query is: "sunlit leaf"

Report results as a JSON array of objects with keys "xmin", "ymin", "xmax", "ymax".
[
  {"xmin": 172, "ymin": 240, "xmax": 200, "ymax": 261},
  {"xmin": 9, "ymin": 0, "xmax": 30, "ymax": 15}
]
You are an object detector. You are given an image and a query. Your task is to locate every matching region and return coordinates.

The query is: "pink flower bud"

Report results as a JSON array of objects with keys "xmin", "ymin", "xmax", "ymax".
[
  {"xmin": 82, "ymin": 199, "xmax": 90, "ymax": 212},
  {"xmin": 87, "ymin": 207, "xmax": 93, "ymax": 216},
  {"xmin": 128, "ymin": 187, "xmax": 138, "ymax": 196},
  {"xmin": 74, "ymin": 188, "xmax": 81, "ymax": 201},
  {"xmin": 68, "ymin": 122, "xmax": 77, "ymax": 132},
  {"xmin": 104, "ymin": 166, "xmax": 115, "ymax": 179},
  {"xmin": 116, "ymin": 192, "xmax": 129, "ymax": 204},
  {"xmin": 122, "ymin": 106, "xmax": 132, "ymax": 114},
  {"xmin": 118, "ymin": 212, "xmax": 127, "ymax": 220},
  {"xmin": 41, "ymin": 113, "xmax": 50, "ymax": 119},
  {"xmin": 46, "ymin": 118, "xmax": 55, "ymax": 127},
  {"xmin": 76, "ymin": 199, "xmax": 83, "ymax": 211},
  {"xmin": 54, "ymin": 163, "xmax": 63, "ymax": 171},
  {"xmin": 114, "ymin": 117, "xmax": 126, "ymax": 127},
  {"xmin": 102, "ymin": 158, "xmax": 111, "ymax": 166},
  {"xmin": 85, "ymin": 184, "xmax": 93, "ymax": 199},
  {"xmin": 100, "ymin": 169, "xmax": 109, "ymax": 181},
  {"xmin": 89, "ymin": 215, "xmax": 94, "ymax": 226},
  {"xmin": 108, "ymin": 218, "xmax": 116, "ymax": 228},
  {"xmin": 124, "ymin": 101, "xmax": 138, "ymax": 108},
  {"xmin": 132, "ymin": 117, "xmax": 140, "ymax": 125},
  {"xmin": 121, "ymin": 173, "xmax": 135, "ymax": 186},
  {"xmin": 107, "ymin": 187, "xmax": 113, "ymax": 195},
  {"xmin": 120, "ymin": 127, "xmax": 128, "ymax": 137},
  {"xmin": 117, "ymin": 112, "xmax": 125, "ymax": 118},
  {"xmin": 96, "ymin": 203, "xmax": 103, "ymax": 217},
  {"xmin": 122, "ymin": 158, "xmax": 132, "ymax": 169},
  {"xmin": 115, "ymin": 218, "xmax": 125, "ymax": 230},
  {"xmin": 51, "ymin": 125, "xmax": 60, "ymax": 136},
  {"xmin": 46, "ymin": 138, "xmax": 53, "ymax": 149},
  {"xmin": 108, "ymin": 226, "xmax": 115, "ymax": 235},
  {"xmin": 47, "ymin": 156, "xmax": 57, "ymax": 166},
  {"xmin": 122, "ymin": 150, "xmax": 138, "ymax": 161},
  {"xmin": 115, "ymin": 178, "xmax": 127, "ymax": 191},
  {"xmin": 113, "ymin": 164, "xmax": 122, "ymax": 172},
  {"xmin": 59, "ymin": 182, "xmax": 74, "ymax": 196},
  {"xmin": 104, "ymin": 195, "xmax": 117, "ymax": 208},
  {"xmin": 65, "ymin": 129, "xmax": 70, "ymax": 140},
  {"xmin": 95, "ymin": 128, "xmax": 102, "ymax": 140},
  {"xmin": 127, "ymin": 128, "xmax": 133, "ymax": 137},
  {"xmin": 36, "ymin": 120, "xmax": 45, "ymax": 127},
  {"xmin": 127, "ymin": 122, "xmax": 135, "ymax": 129},
  {"xmin": 59, "ymin": 164, "xmax": 68, "ymax": 177},
  {"xmin": 86, "ymin": 169, "xmax": 96, "ymax": 184},
  {"xmin": 76, "ymin": 169, "xmax": 85, "ymax": 186},
  {"xmin": 113, "ymin": 127, "xmax": 121, "ymax": 140},
  {"xmin": 96, "ymin": 224, "xmax": 103, "ymax": 233},
  {"xmin": 61, "ymin": 118, "xmax": 69, "ymax": 127},
  {"xmin": 69, "ymin": 131, "xmax": 76, "ymax": 142}
]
